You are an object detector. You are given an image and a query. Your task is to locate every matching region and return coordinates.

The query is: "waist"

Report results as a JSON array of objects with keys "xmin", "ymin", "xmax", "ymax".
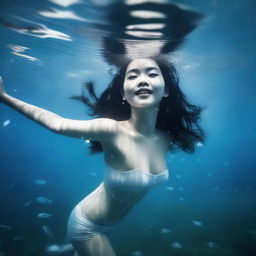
[
  {"xmin": 80, "ymin": 183, "xmax": 147, "ymax": 225},
  {"xmin": 104, "ymin": 168, "xmax": 169, "ymax": 192}
]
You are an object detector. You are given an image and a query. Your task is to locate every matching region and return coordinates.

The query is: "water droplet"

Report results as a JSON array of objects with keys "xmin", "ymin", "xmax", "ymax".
[{"xmin": 161, "ymin": 228, "xmax": 172, "ymax": 234}]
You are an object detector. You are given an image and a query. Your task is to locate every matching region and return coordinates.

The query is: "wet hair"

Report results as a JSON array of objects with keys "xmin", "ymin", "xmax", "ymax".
[{"xmin": 70, "ymin": 57, "xmax": 205, "ymax": 154}]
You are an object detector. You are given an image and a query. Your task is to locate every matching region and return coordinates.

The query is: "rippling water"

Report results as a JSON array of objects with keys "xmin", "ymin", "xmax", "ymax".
[
  {"xmin": 0, "ymin": 0, "xmax": 205, "ymax": 64},
  {"xmin": 0, "ymin": 0, "xmax": 256, "ymax": 256}
]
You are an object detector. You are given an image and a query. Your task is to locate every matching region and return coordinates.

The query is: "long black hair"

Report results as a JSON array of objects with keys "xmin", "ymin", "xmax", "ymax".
[{"xmin": 70, "ymin": 57, "xmax": 205, "ymax": 154}]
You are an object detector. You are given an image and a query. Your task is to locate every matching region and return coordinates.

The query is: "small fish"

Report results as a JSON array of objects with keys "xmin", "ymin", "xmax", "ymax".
[
  {"xmin": 45, "ymin": 244, "xmax": 73, "ymax": 253},
  {"xmin": 175, "ymin": 175, "xmax": 181, "ymax": 179},
  {"xmin": 37, "ymin": 213, "xmax": 52, "ymax": 218},
  {"xmin": 45, "ymin": 244, "xmax": 59, "ymax": 253},
  {"xmin": 13, "ymin": 236, "xmax": 24, "ymax": 241},
  {"xmin": 161, "ymin": 228, "xmax": 172, "ymax": 234},
  {"xmin": 42, "ymin": 225, "xmax": 53, "ymax": 238},
  {"xmin": 179, "ymin": 197, "xmax": 184, "ymax": 201},
  {"xmin": 0, "ymin": 224, "xmax": 12, "ymax": 229},
  {"xmin": 23, "ymin": 201, "xmax": 32, "ymax": 207},
  {"xmin": 170, "ymin": 242, "xmax": 182, "ymax": 249},
  {"xmin": 192, "ymin": 220, "xmax": 203, "ymax": 226},
  {"xmin": 224, "ymin": 162, "xmax": 230, "ymax": 167},
  {"xmin": 9, "ymin": 182, "xmax": 16, "ymax": 189},
  {"xmin": 179, "ymin": 187, "xmax": 184, "ymax": 191},
  {"xmin": 36, "ymin": 196, "xmax": 52, "ymax": 204},
  {"xmin": 34, "ymin": 179, "xmax": 46, "ymax": 185},
  {"xmin": 182, "ymin": 64, "xmax": 191, "ymax": 69},
  {"xmin": 85, "ymin": 140, "xmax": 90, "ymax": 144},
  {"xmin": 89, "ymin": 172, "xmax": 97, "ymax": 177},
  {"xmin": 3, "ymin": 120, "xmax": 10, "ymax": 127},
  {"xmin": 212, "ymin": 186, "xmax": 220, "ymax": 192},
  {"xmin": 131, "ymin": 251, "xmax": 142, "ymax": 256},
  {"xmin": 207, "ymin": 241, "xmax": 219, "ymax": 248},
  {"xmin": 166, "ymin": 186, "xmax": 174, "ymax": 191}
]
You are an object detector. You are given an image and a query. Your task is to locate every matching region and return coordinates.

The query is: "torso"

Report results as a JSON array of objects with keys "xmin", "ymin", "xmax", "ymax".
[{"xmin": 80, "ymin": 120, "xmax": 171, "ymax": 226}]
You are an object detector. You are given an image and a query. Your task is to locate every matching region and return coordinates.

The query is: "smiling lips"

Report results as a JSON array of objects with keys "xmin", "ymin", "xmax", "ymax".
[{"xmin": 135, "ymin": 88, "xmax": 153, "ymax": 95}]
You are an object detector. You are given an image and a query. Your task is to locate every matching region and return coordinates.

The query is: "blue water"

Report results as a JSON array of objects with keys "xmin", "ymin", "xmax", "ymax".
[{"xmin": 0, "ymin": 0, "xmax": 256, "ymax": 255}]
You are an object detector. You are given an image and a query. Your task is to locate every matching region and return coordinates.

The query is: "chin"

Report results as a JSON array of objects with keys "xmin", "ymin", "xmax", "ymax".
[{"xmin": 132, "ymin": 100, "xmax": 160, "ymax": 109}]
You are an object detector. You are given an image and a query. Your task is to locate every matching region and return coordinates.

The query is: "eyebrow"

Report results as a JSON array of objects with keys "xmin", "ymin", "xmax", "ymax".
[{"xmin": 126, "ymin": 67, "xmax": 160, "ymax": 75}]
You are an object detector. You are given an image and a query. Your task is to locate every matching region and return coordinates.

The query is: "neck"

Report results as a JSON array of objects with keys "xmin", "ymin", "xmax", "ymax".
[{"xmin": 128, "ymin": 105, "xmax": 159, "ymax": 137}]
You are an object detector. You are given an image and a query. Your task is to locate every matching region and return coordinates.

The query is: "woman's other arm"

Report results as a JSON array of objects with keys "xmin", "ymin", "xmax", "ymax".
[{"xmin": 0, "ymin": 77, "xmax": 117, "ymax": 141}]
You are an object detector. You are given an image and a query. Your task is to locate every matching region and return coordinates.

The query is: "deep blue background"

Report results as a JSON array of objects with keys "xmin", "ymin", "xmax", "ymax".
[{"xmin": 0, "ymin": 0, "xmax": 255, "ymax": 255}]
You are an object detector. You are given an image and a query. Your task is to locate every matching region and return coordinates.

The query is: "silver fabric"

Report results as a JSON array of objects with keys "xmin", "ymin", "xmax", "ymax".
[
  {"xmin": 104, "ymin": 168, "xmax": 169, "ymax": 192},
  {"xmin": 67, "ymin": 201, "xmax": 112, "ymax": 241}
]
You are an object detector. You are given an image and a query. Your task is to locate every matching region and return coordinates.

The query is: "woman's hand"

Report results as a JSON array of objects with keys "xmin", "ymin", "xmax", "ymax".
[{"xmin": 0, "ymin": 76, "xmax": 7, "ymax": 102}]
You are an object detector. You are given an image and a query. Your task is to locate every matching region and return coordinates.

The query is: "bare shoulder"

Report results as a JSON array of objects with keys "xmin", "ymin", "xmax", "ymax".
[
  {"xmin": 116, "ymin": 120, "xmax": 128, "ymax": 131},
  {"xmin": 115, "ymin": 120, "xmax": 138, "ymax": 137},
  {"xmin": 96, "ymin": 118, "xmax": 118, "ymax": 127},
  {"xmin": 92, "ymin": 118, "xmax": 119, "ymax": 134}
]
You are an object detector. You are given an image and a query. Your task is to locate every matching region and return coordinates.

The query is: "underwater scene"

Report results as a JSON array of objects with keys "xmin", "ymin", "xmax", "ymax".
[{"xmin": 0, "ymin": 0, "xmax": 256, "ymax": 255}]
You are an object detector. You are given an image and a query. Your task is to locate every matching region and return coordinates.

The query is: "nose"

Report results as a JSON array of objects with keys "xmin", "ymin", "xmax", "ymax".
[
  {"xmin": 137, "ymin": 73, "xmax": 149, "ymax": 87},
  {"xmin": 138, "ymin": 81, "xmax": 149, "ymax": 87}
]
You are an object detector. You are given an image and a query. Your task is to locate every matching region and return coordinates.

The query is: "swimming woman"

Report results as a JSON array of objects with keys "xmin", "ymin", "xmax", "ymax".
[{"xmin": 0, "ymin": 57, "xmax": 204, "ymax": 256}]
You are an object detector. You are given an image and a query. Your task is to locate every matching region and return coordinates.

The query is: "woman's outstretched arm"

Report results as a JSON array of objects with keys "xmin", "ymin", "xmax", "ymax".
[{"xmin": 0, "ymin": 77, "xmax": 117, "ymax": 141}]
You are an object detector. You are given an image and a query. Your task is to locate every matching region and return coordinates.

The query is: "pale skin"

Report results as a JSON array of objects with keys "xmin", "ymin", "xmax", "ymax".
[{"xmin": 0, "ymin": 59, "xmax": 171, "ymax": 256}]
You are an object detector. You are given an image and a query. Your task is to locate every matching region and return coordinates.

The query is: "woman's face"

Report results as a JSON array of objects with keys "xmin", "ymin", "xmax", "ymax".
[{"xmin": 123, "ymin": 58, "xmax": 167, "ymax": 108}]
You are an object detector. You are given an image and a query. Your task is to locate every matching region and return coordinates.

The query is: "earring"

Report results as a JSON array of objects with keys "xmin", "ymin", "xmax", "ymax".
[{"xmin": 122, "ymin": 97, "xmax": 126, "ymax": 104}]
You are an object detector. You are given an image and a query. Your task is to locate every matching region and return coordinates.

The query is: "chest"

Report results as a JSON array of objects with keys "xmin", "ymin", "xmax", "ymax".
[
  {"xmin": 118, "ymin": 135, "xmax": 165, "ymax": 157},
  {"xmin": 101, "ymin": 129, "xmax": 169, "ymax": 172}
]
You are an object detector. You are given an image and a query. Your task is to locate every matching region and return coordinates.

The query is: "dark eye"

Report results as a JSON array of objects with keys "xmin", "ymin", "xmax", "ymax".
[
  {"xmin": 149, "ymin": 73, "xmax": 158, "ymax": 78},
  {"xmin": 127, "ymin": 75, "xmax": 137, "ymax": 80}
]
